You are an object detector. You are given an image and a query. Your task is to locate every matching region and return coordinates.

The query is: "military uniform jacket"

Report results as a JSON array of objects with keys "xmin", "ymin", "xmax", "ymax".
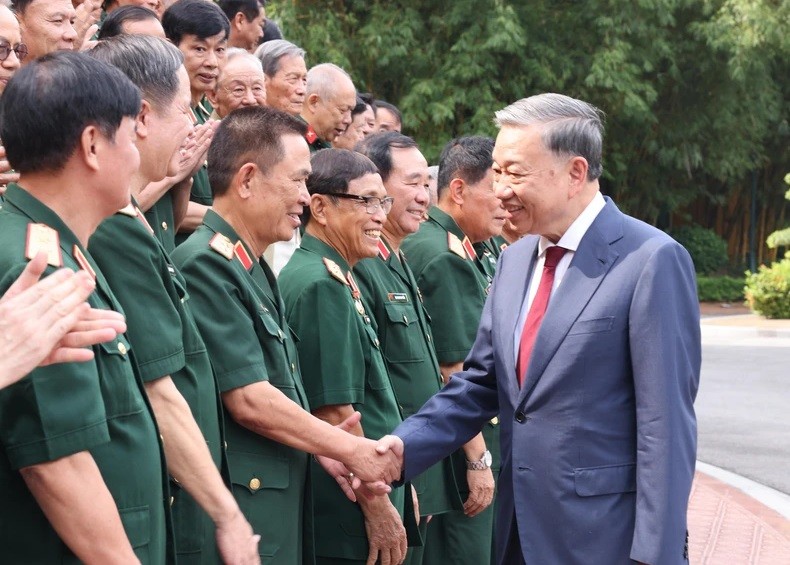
[
  {"xmin": 172, "ymin": 210, "xmax": 310, "ymax": 564},
  {"xmin": 279, "ymin": 234, "xmax": 413, "ymax": 561},
  {"xmin": 401, "ymin": 206, "xmax": 501, "ymax": 473},
  {"xmin": 353, "ymin": 239, "xmax": 462, "ymax": 516},
  {"xmin": 89, "ymin": 199, "xmax": 225, "ymax": 563},
  {"xmin": 145, "ymin": 193, "xmax": 177, "ymax": 254},
  {"xmin": 0, "ymin": 184, "xmax": 169, "ymax": 564}
]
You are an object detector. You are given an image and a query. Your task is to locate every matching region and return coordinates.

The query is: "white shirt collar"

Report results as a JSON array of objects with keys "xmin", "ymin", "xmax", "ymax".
[{"xmin": 537, "ymin": 192, "xmax": 606, "ymax": 256}]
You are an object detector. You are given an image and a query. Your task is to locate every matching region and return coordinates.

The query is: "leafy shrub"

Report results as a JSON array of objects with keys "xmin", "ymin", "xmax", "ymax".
[
  {"xmin": 697, "ymin": 276, "xmax": 745, "ymax": 302},
  {"xmin": 744, "ymin": 253, "xmax": 790, "ymax": 319},
  {"xmin": 668, "ymin": 225, "xmax": 730, "ymax": 275}
]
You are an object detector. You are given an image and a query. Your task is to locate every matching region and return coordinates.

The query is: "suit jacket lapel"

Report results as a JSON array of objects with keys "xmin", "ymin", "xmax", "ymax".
[{"xmin": 518, "ymin": 201, "xmax": 623, "ymax": 402}]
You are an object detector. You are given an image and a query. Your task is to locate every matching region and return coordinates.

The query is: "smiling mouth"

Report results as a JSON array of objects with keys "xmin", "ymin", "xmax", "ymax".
[{"xmin": 364, "ymin": 229, "xmax": 381, "ymax": 239}]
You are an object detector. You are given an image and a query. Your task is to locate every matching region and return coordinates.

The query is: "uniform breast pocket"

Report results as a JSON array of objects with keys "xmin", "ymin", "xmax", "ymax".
[
  {"xmin": 256, "ymin": 309, "xmax": 295, "ymax": 390},
  {"xmin": 118, "ymin": 505, "xmax": 151, "ymax": 562},
  {"xmin": 97, "ymin": 338, "xmax": 144, "ymax": 418},
  {"xmin": 382, "ymin": 301, "xmax": 427, "ymax": 363}
]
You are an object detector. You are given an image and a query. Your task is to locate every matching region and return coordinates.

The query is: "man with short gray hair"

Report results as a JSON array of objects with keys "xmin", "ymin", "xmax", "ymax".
[
  {"xmin": 208, "ymin": 47, "xmax": 266, "ymax": 119},
  {"xmin": 379, "ymin": 92, "xmax": 701, "ymax": 565},
  {"xmin": 300, "ymin": 62, "xmax": 356, "ymax": 151},
  {"xmin": 254, "ymin": 39, "xmax": 306, "ymax": 116}
]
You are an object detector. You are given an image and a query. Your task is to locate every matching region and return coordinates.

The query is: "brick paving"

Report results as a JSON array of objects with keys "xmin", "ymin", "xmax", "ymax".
[{"xmin": 688, "ymin": 472, "xmax": 790, "ymax": 564}]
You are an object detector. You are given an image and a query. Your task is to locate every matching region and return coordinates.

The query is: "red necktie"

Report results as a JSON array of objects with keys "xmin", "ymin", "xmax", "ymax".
[{"xmin": 516, "ymin": 246, "xmax": 567, "ymax": 387}]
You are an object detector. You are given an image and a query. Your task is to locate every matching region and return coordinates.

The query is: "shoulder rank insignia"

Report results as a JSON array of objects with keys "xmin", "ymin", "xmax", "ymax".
[
  {"xmin": 25, "ymin": 223, "xmax": 62, "ymax": 267},
  {"xmin": 234, "ymin": 241, "xmax": 253, "ymax": 271},
  {"xmin": 73, "ymin": 245, "xmax": 96, "ymax": 279},
  {"xmin": 377, "ymin": 240, "xmax": 390, "ymax": 261},
  {"xmin": 323, "ymin": 257, "xmax": 348, "ymax": 285},
  {"xmin": 209, "ymin": 233, "xmax": 234, "ymax": 260},
  {"xmin": 117, "ymin": 204, "xmax": 154, "ymax": 235},
  {"xmin": 448, "ymin": 232, "xmax": 468, "ymax": 260}
]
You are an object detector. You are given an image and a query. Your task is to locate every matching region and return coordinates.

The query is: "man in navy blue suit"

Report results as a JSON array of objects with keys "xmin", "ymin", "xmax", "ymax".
[{"xmin": 377, "ymin": 93, "xmax": 700, "ymax": 565}]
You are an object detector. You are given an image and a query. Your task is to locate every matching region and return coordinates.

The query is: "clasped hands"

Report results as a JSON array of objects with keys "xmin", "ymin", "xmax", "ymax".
[{"xmin": 315, "ymin": 415, "xmax": 406, "ymax": 502}]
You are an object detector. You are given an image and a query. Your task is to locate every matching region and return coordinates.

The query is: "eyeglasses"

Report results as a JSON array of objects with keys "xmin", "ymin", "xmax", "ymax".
[
  {"xmin": 0, "ymin": 41, "xmax": 28, "ymax": 63},
  {"xmin": 326, "ymin": 192, "xmax": 394, "ymax": 215}
]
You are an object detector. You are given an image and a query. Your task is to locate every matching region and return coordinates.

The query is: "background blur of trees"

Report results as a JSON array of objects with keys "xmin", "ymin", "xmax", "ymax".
[{"xmin": 272, "ymin": 0, "xmax": 789, "ymax": 268}]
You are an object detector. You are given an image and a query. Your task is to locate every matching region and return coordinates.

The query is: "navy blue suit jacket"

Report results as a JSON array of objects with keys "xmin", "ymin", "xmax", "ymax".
[{"xmin": 394, "ymin": 198, "xmax": 700, "ymax": 564}]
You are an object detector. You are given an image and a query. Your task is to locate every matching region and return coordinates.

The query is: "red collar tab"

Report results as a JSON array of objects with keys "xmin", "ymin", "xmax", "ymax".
[
  {"xmin": 234, "ymin": 241, "xmax": 253, "ymax": 271},
  {"xmin": 305, "ymin": 125, "xmax": 319, "ymax": 145},
  {"xmin": 462, "ymin": 236, "xmax": 476, "ymax": 260},
  {"xmin": 377, "ymin": 240, "xmax": 390, "ymax": 260}
]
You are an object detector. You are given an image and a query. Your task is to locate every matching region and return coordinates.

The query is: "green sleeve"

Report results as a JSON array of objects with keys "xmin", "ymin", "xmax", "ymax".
[
  {"xmin": 89, "ymin": 217, "xmax": 185, "ymax": 382},
  {"xmin": 286, "ymin": 278, "xmax": 366, "ymax": 408},
  {"xmin": 416, "ymin": 254, "xmax": 486, "ymax": 364},
  {"xmin": 178, "ymin": 253, "xmax": 269, "ymax": 392},
  {"xmin": 0, "ymin": 266, "xmax": 110, "ymax": 469}
]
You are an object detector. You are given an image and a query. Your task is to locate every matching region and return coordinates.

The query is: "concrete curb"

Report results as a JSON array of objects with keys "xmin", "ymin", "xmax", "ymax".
[{"xmin": 697, "ymin": 461, "xmax": 790, "ymax": 520}]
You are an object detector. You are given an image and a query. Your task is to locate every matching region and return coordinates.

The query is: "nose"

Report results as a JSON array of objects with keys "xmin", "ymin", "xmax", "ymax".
[
  {"xmin": 205, "ymin": 51, "xmax": 218, "ymax": 69},
  {"xmin": 494, "ymin": 179, "xmax": 512, "ymax": 200},
  {"xmin": 3, "ymin": 49, "xmax": 20, "ymax": 70},
  {"xmin": 242, "ymin": 89, "xmax": 256, "ymax": 106},
  {"xmin": 415, "ymin": 184, "xmax": 429, "ymax": 205},
  {"xmin": 341, "ymin": 110, "xmax": 352, "ymax": 127},
  {"xmin": 297, "ymin": 182, "xmax": 310, "ymax": 206},
  {"xmin": 65, "ymin": 23, "xmax": 78, "ymax": 42},
  {"xmin": 371, "ymin": 202, "xmax": 387, "ymax": 223},
  {"xmin": 294, "ymin": 79, "xmax": 306, "ymax": 95}
]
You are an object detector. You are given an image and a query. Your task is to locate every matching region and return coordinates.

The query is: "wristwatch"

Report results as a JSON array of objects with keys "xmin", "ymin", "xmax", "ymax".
[{"xmin": 466, "ymin": 450, "xmax": 492, "ymax": 471}]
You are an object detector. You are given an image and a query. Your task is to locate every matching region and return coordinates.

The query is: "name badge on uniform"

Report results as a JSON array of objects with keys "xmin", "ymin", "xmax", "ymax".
[{"xmin": 387, "ymin": 292, "xmax": 409, "ymax": 303}]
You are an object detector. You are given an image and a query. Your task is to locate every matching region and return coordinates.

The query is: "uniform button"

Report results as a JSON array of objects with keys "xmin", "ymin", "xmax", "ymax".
[
  {"xmin": 490, "ymin": 417, "xmax": 499, "ymax": 425},
  {"xmin": 161, "ymin": 222, "xmax": 168, "ymax": 231},
  {"xmin": 427, "ymin": 335, "xmax": 432, "ymax": 342},
  {"xmin": 249, "ymin": 478, "xmax": 261, "ymax": 491},
  {"xmin": 169, "ymin": 496, "xmax": 174, "ymax": 507},
  {"xmin": 402, "ymin": 315, "xmax": 408, "ymax": 323},
  {"xmin": 291, "ymin": 363, "xmax": 296, "ymax": 372},
  {"xmin": 373, "ymin": 338, "xmax": 380, "ymax": 348},
  {"xmin": 118, "ymin": 342, "xmax": 127, "ymax": 355},
  {"xmin": 515, "ymin": 411, "xmax": 526, "ymax": 423},
  {"xmin": 262, "ymin": 306, "xmax": 269, "ymax": 313}
]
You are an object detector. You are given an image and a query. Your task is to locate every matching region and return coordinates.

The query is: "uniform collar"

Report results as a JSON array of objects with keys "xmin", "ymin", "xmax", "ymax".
[
  {"xmin": 300, "ymin": 233, "xmax": 352, "ymax": 273},
  {"xmin": 193, "ymin": 96, "xmax": 214, "ymax": 124},
  {"xmin": 202, "ymin": 209, "xmax": 258, "ymax": 262},
  {"xmin": 3, "ymin": 183, "xmax": 82, "ymax": 251},
  {"xmin": 427, "ymin": 205, "xmax": 467, "ymax": 241}
]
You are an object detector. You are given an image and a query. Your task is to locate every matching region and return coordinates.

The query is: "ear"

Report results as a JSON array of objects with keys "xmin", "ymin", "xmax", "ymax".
[
  {"xmin": 567, "ymin": 156, "xmax": 589, "ymax": 198},
  {"xmin": 206, "ymin": 87, "xmax": 220, "ymax": 108},
  {"xmin": 448, "ymin": 177, "xmax": 466, "ymax": 206},
  {"xmin": 309, "ymin": 193, "xmax": 329, "ymax": 226},
  {"xmin": 233, "ymin": 162, "xmax": 258, "ymax": 199},
  {"xmin": 78, "ymin": 125, "xmax": 101, "ymax": 172},
  {"xmin": 233, "ymin": 12, "xmax": 247, "ymax": 31},
  {"xmin": 305, "ymin": 93, "xmax": 321, "ymax": 113},
  {"xmin": 135, "ymin": 100, "xmax": 152, "ymax": 141}
]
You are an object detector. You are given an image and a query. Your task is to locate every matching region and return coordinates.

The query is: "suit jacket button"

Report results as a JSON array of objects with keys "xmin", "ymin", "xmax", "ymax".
[{"xmin": 515, "ymin": 411, "xmax": 525, "ymax": 423}]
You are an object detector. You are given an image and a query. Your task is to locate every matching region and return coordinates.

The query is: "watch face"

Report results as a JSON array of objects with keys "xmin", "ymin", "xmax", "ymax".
[{"xmin": 483, "ymin": 451, "xmax": 492, "ymax": 467}]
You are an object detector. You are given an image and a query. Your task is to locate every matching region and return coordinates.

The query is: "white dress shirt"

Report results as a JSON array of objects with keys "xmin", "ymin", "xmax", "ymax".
[{"xmin": 512, "ymin": 192, "xmax": 606, "ymax": 363}]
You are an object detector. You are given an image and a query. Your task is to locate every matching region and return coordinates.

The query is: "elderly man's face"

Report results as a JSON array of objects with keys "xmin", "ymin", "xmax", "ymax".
[
  {"xmin": 0, "ymin": 8, "xmax": 24, "ymax": 94},
  {"xmin": 321, "ymin": 172, "xmax": 388, "ymax": 265},
  {"xmin": 458, "ymin": 168, "xmax": 508, "ymax": 243},
  {"xmin": 209, "ymin": 56, "xmax": 266, "ymax": 118},
  {"xmin": 375, "ymin": 107, "xmax": 400, "ymax": 133},
  {"xmin": 264, "ymin": 54, "xmax": 306, "ymax": 115},
  {"xmin": 493, "ymin": 125, "xmax": 571, "ymax": 238},
  {"xmin": 17, "ymin": 0, "xmax": 77, "ymax": 61},
  {"xmin": 309, "ymin": 80, "xmax": 356, "ymax": 143},
  {"xmin": 382, "ymin": 147, "xmax": 430, "ymax": 241}
]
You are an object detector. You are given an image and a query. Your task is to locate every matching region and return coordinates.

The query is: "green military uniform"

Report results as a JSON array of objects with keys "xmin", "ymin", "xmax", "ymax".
[
  {"xmin": 354, "ymin": 238, "xmax": 463, "ymax": 565},
  {"xmin": 172, "ymin": 210, "xmax": 310, "ymax": 564},
  {"xmin": 0, "ymin": 184, "xmax": 169, "ymax": 564},
  {"xmin": 145, "ymin": 193, "xmax": 177, "ymax": 254},
  {"xmin": 302, "ymin": 118, "xmax": 332, "ymax": 153},
  {"xmin": 401, "ymin": 206, "xmax": 501, "ymax": 565},
  {"xmin": 279, "ymin": 234, "xmax": 416, "ymax": 564},
  {"xmin": 89, "ymin": 199, "xmax": 225, "ymax": 563},
  {"xmin": 171, "ymin": 97, "xmax": 214, "ymax": 248},
  {"xmin": 473, "ymin": 239, "xmax": 501, "ymax": 283}
]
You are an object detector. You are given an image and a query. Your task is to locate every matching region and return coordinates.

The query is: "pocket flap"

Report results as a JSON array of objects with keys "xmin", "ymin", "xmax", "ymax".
[
  {"xmin": 574, "ymin": 463, "xmax": 636, "ymax": 497},
  {"xmin": 384, "ymin": 302, "xmax": 416, "ymax": 327},
  {"xmin": 227, "ymin": 451, "xmax": 290, "ymax": 494},
  {"xmin": 568, "ymin": 316, "xmax": 614, "ymax": 336},
  {"xmin": 118, "ymin": 505, "xmax": 151, "ymax": 549},
  {"xmin": 257, "ymin": 309, "xmax": 286, "ymax": 343},
  {"xmin": 98, "ymin": 336, "xmax": 132, "ymax": 356}
]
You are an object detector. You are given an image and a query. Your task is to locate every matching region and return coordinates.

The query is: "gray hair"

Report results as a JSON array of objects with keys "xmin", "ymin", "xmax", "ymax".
[
  {"xmin": 254, "ymin": 39, "xmax": 305, "ymax": 77},
  {"xmin": 306, "ymin": 63, "xmax": 353, "ymax": 100},
  {"xmin": 218, "ymin": 48, "xmax": 263, "ymax": 80},
  {"xmin": 494, "ymin": 93, "xmax": 605, "ymax": 181},
  {"xmin": 88, "ymin": 34, "xmax": 184, "ymax": 111}
]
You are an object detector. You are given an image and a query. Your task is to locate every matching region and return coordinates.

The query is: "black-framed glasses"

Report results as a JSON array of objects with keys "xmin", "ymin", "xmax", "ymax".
[
  {"xmin": 326, "ymin": 192, "xmax": 394, "ymax": 215},
  {"xmin": 0, "ymin": 41, "xmax": 28, "ymax": 63}
]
